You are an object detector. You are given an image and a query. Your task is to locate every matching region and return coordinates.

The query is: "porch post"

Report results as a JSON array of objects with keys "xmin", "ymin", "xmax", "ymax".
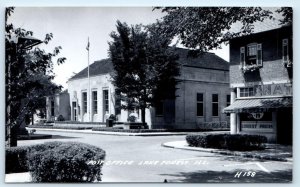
[{"xmin": 230, "ymin": 88, "xmax": 237, "ymax": 134}]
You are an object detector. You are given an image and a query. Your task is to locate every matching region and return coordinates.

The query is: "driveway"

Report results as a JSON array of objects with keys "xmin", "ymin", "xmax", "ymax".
[{"xmin": 16, "ymin": 130, "xmax": 292, "ymax": 183}]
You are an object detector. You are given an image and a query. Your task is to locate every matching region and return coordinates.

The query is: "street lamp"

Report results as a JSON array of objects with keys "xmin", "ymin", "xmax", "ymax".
[
  {"xmin": 6, "ymin": 35, "xmax": 42, "ymax": 147},
  {"xmin": 17, "ymin": 36, "xmax": 43, "ymax": 50}
]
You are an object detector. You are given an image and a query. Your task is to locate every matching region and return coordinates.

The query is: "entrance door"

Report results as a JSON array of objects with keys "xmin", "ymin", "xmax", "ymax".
[
  {"xmin": 277, "ymin": 109, "xmax": 293, "ymax": 145},
  {"xmin": 72, "ymin": 102, "xmax": 77, "ymax": 121}
]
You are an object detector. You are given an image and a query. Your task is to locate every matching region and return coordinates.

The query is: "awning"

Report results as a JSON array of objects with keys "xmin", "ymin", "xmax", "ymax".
[{"xmin": 223, "ymin": 97, "xmax": 292, "ymax": 113}]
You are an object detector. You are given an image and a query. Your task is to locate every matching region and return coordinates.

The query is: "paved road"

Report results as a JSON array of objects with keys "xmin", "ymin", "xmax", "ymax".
[{"xmin": 18, "ymin": 130, "xmax": 293, "ymax": 183}]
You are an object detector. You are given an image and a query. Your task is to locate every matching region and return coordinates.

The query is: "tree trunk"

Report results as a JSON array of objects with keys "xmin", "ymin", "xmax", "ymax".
[
  {"xmin": 141, "ymin": 108, "xmax": 146, "ymax": 124},
  {"xmin": 32, "ymin": 113, "xmax": 34, "ymax": 125},
  {"xmin": 6, "ymin": 126, "xmax": 18, "ymax": 147}
]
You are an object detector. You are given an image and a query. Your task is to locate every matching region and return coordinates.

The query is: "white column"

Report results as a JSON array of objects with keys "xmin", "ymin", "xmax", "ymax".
[
  {"xmin": 230, "ymin": 88, "xmax": 237, "ymax": 134},
  {"xmin": 236, "ymin": 113, "xmax": 240, "ymax": 133}
]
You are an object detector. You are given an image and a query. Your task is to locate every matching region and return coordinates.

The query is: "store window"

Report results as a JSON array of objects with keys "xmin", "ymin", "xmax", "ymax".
[{"xmin": 240, "ymin": 87, "xmax": 254, "ymax": 97}]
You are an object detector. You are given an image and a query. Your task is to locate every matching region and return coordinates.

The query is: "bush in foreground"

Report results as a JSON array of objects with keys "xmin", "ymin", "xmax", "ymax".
[
  {"xmin": 5, "ymin": 146, "xmax": 29, "ymax": 174},
  {"xmin": 27, "ymin": 141, "xmax": 106, "ymax": 182},
  {"xmin": 186, "ymin": 134, "xmax": 267, "ymax": 151}
]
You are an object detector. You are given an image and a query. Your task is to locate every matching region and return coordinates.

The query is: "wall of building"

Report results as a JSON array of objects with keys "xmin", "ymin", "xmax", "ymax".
[
  {"xmin": 68, "ymin": 74, "xmax": 116, "ymax": 122},
  {"xmin": 46, "ymin": 92, "xmax": 70, "ymax": 121},
  {"xmin": 228, "ymin": 26, "xmax": 293, "ymax": 144},
  {"xmin": 229, "ymin": 26, "xmax": 292, "ymax": 88},
  {"xmin": 174, "ymin": 66, "xmax": 230, "ymax": 129}
]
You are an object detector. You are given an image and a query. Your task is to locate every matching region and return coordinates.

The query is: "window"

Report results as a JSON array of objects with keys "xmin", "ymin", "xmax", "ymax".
[
  {"xmin": 50, "ymin": 100, "xmax": 55, "ymax": 116},
  {"xmin": 212, "ymin": 94, "xmax": 218, "ymax": 117},
  {"xmin": 103, "ymin": 90, "xmax": 109, "ymax": 113},
  {"xmin": 240, "ymin": 43, "xmax": 262, "ymax": 66},
  {"xmin": 155, "ymin": 101, "xmax": 164, "ymax": 116},
  {"xmin": 226, "ymin": 95, "xmax": 230, "ymax": 116},
  {"xmin": 82, "ymin": 92, "xmax": 87, "ymax": 114},
  {"xmin": 92, "ymin": 91, "xmax": 97, "ymax": 114},
  {"xmin": 283, "ymin": 39, "xmax": 289, "ymax": 63},
  {"xmin": 240, "ymin": 87, "xmax": 254, "ymax": 97},
  {"xmin": 197, "ymin": 93, "xmax": 204, "ymax": 117}
]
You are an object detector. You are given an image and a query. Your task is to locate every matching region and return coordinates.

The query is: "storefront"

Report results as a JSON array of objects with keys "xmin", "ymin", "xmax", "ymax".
[{"xmin": 224, "ymin": 83, "xmax": 293, "ymax": 144}]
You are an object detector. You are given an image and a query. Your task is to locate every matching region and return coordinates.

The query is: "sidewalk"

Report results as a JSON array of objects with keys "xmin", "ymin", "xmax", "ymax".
[
  {"xmin": 162, "ymin": 140, "xmax": 292, "ymax": 162},
  {"xmin": 26, "ymin": 127, "xmax": 189, "ymax": 136}
]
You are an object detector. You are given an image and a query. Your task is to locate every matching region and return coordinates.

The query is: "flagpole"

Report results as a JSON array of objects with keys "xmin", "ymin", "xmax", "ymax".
[{"xmin": 87, "ymin": 37, "xmax": 91, "ymax": 122}]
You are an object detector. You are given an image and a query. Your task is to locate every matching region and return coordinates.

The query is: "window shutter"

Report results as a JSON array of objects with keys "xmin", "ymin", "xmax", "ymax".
[
  {"xmin": 282, "ymin": 39, "xmax": 288, "ymax": 63},
  {"xmin": 240, "ymin": 47, "xmax": 245, "ymax": 66},
  {"xmin": 257, "ymin": 44, "xmax": 262, "ymax": 66}
]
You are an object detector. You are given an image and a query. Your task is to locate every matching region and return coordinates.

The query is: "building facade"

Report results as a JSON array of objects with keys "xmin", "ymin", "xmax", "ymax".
[
  {"xmin": 46, "ymin": 90, "xmax": 71, "ymax": 121},
  {"xmin": 67, "ymin": 48, "xmax": 230, "ymax": 129},
  {"xmin": 224, "ymin": 26, "xmax": 293, "ymax": 144}
]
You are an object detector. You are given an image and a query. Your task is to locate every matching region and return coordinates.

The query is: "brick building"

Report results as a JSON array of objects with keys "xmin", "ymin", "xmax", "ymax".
[
  {"xmin": 224, "ymin": 25, "xmax": 293, "ymax": 144},
  {"xmin": 67, "ymin": 48, "xmax": 230, "ymax": 129}
]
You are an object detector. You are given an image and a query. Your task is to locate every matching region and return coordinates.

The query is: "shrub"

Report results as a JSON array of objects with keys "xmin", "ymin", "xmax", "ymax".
[
  {"xmin": 5, "ymin": 146, "xmax": 29, "ymax": 174},
  {"xmin": 127, "ymin": 115, "xmax": 137, "ymax": 122},
  {"xmin": 27, "ymin": 141, "xmax": 106, "ymax": 182},
  {"xmin": 186, "ymin": 134, "xmax": 267, "ymax": 151},
  {"xmin": 108, "ymin": 114, "xmax": 117, "ymax": 121},
  {"xmin": 57, "ymin": 115, "xmax": 65, "ymax": 121}
]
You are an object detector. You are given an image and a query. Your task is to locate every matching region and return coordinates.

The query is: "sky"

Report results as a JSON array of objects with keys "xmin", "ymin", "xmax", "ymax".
[{"xmin": 7, "ymin": 7, "xmax": 229, "ymax": 89}]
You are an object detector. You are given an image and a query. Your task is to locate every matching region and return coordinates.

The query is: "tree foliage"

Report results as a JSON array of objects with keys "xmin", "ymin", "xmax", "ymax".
[
  {"xmin": 108, "ymin": 21, "xmax": 180, "ymax": 123},
  {"xmin": 154, "ymin": 7, "xmax": 292, "ymax": 52},
  {"xmin": 5, "ymin": 7, "xmax": 66, "ymax": 145}
]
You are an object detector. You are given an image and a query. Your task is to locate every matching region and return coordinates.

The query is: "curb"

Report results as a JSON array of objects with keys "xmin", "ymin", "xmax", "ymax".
[
  {"xmin": 162, "ymin": 141, "xmax": 290, "ymax": 162},
  {"xmin": 27, "ymin": 127, "xmax": 188, "ymax": 137}
]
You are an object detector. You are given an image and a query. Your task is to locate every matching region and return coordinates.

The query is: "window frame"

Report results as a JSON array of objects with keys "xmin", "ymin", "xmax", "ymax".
[
  {"xmin": 239, "ymin": 87, "xmax": 255, "ymax": 98},
  {"xmin": 196, "ymin": 93, "xmax": 204, "ymax": 117},
  {"xmin": 212, "ymin": 93, "xmax": 219, "ymax": 117},
  {"xmin": 50, "ymin": 99, "xmax": 55, "ymax": 117},
  {"xmin": 282, "ymin": 38, "xmax": 289, "ymax": 63},
  {"xmin": 82, "ymin": 91, "xmax": 87, "ymax": 114},
  {"xmin": 240, "ymin": 43, "xmax": 263, "ymax": 67},
  {"xmin": 103, "ymin": 89, "xmax": 109, "ymax": 113},
  {"xmin": 92, "ymin": 90, "xmax": 97, "ymax": 114}
]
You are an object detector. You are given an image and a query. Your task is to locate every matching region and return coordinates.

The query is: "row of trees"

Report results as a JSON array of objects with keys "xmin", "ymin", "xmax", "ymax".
[{"xmin": 108, "ymin": 7, "xmax": 292, "ymax": 124}]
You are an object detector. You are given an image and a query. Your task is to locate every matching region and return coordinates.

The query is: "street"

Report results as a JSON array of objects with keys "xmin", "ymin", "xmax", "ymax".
[{"xmin": 17, "ymin": 130, "xmax": 293, "ymax": 183}]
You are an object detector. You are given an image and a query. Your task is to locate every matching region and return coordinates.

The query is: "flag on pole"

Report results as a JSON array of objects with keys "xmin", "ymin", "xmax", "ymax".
[{"xmin": 86, "ymin": 38, "xmax": 90, "ymax": 51}]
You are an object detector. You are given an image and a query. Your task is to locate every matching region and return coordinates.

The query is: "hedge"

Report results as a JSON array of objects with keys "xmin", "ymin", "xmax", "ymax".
[
  {"xmin": 27, "ymin": 141, "xmax": 106, "ymax": 182},
  {"xmin": 186, "ymin": 134, "xmax": 267, "ymax": 151},
  {"xmin": 5, "ymin": 146, "xmax": 29, "ymax": 174}
]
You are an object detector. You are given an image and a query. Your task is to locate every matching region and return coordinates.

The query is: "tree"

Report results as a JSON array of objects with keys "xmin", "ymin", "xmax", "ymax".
[
  {"xmin": 154, "ymin": 7, "xmax": 292, "ymax": 53},
  {"xmin": 108, "ymin": 21, "xmax": 180, "ymax": 125},
  {"xmin": 5, "ymin": 7, "xmax": 66, "ymax": 147}
]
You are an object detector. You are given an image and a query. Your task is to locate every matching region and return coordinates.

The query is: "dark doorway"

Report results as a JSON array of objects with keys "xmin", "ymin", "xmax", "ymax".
[{"xmin": 277, "ymin": 108, "xmax": 293, "ymax": 145}]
